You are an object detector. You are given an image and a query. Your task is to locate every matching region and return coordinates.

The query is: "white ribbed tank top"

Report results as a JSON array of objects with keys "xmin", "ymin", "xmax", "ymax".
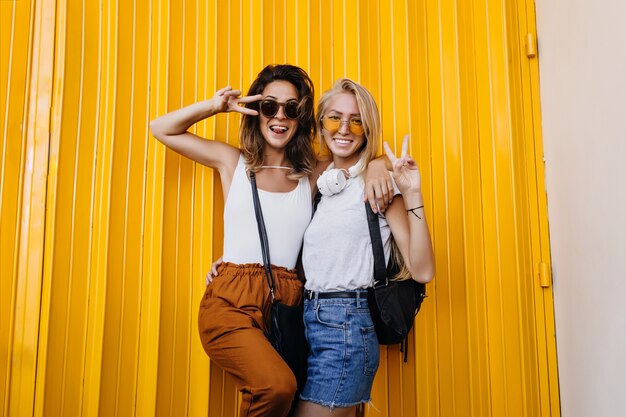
[{"xmin": 222, "ymin": 155, "xmax": 312, "ymax": 269}]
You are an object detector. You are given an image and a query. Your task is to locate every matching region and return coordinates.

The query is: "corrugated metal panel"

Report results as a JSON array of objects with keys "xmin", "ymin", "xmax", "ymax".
[
  {"xmin": 0, "ymin": 0, "xmax": 560, "ymax": 416},
  {"xmin": 1, "ymin": 0, "xmax": 55, "ymax": 416},
  {"xmin": 0, "ymin": 1, "xmax": 31, "ymax": 412}
]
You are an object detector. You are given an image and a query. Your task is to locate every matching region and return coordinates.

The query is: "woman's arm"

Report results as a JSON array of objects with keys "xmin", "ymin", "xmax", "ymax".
[
  {"xmin": 382, "ymin": 136, "xmax": 434, "ymax": 283},
  {"xmin": 149, "ymin": 86, "xmax": 261, "ymax": 177},
  {"xmin": 385, "ymin": 193, "xmax": 434, "ymax": 283}
]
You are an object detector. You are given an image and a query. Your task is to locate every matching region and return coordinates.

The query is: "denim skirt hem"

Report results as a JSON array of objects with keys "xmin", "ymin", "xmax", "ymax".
[{"xmin": 298, "ymin": 394, "xmax": 372, "ymax": 409}]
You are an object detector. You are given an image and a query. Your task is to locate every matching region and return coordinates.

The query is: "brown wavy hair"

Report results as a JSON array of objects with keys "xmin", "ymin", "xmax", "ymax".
[{"xmin": 239, "ymin": 65, "xmax": 316, "ymax": 179}]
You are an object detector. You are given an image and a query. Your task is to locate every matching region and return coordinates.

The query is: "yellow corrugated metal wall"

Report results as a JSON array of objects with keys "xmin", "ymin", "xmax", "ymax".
[{"xmin": 1, "ymin": 0, "xmax": 560, "ymax": 416}]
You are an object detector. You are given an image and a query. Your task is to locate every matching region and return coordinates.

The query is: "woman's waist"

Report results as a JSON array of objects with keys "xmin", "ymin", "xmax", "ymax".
[
  {"xmin": 217, "ymin": 261, "xmax": 298, "ymax": 278},
  {"xmin": 304, "ymin": 278, "xmax": 372, "ymax": 293}
]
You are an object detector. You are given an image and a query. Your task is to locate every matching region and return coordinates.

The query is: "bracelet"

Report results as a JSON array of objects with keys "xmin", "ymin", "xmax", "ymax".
[{"xmin": 407, "ymin": 205, "xmax": 424, "ymax": 219}]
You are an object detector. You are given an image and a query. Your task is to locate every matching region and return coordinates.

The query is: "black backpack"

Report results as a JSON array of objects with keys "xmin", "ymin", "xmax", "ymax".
[{"xmin": 365, "ymin": 203, "xmax": 426, "ymax": 360}]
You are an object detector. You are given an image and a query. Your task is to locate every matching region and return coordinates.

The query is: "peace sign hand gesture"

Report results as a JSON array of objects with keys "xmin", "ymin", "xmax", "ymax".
[
  {"xmin": 383, "ymin": 135, "xmax": 422, "ymax": 195},
  {"xmin": 211, "ymin": 86, "xmax": 262, "ymax": 116}
]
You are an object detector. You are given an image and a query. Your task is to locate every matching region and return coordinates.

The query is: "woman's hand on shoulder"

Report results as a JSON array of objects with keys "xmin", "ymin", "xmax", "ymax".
[{"xmin": 364, "ymin": 157, "xmax": 394, "ymax": 213}]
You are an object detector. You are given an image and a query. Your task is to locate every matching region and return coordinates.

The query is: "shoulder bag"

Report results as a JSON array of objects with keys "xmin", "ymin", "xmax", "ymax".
[
  {"xmin": 249, "ymin": 171, "xmax": 308, "ymax": 394},
  {"xmin": 365, "ymin": 203, "xmax": 427, "ymax": 360}
]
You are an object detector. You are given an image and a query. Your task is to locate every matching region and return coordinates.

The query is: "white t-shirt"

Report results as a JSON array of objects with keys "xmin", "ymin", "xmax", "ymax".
[
  {"xmin": 222, "ymin": 155, "xmax": 312, "ymax": 269},
  {"xmin": 302, "ymin": 173, "xmax": 399, "ymax": 291}
]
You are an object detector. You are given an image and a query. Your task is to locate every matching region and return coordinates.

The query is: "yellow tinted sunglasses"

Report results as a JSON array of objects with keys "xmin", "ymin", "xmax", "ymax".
[{"xmin": 321, "ymin": 114, "xmax": 364, "ymax": 135}]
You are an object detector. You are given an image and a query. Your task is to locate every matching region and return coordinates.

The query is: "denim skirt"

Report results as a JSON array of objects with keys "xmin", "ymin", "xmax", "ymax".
[{"xmin": 300, "ymin": 291, "xmax": 380, "ymax": 408}]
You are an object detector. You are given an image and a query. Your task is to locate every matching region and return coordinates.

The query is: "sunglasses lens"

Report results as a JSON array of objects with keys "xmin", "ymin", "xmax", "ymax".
[
  {"xmin": 350, "ymin": 120, "xmax": 364, "ymax": 135},
  {"xmin": 260, "ymin": 100, "xmax": 279, "ymax": 118},
  {"xmin": 323, "ymin": 116, "xmax": 364, "ymax": 135},
  {"xmin": 284, "ymin": 101, "xmax": 300, "ymax": 119},
  {"xmin": 322, "ymin": 116, "xmax": 341, "ymax": 132},
  {"xmin": 260, "ymin": 99, "xmax": 300, "ymax": 119}
]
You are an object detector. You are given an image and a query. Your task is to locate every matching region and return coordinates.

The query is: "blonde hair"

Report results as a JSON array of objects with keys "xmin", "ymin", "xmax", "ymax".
[
  {"xmin": 389, "ymin": 240, "xmax": 412, "ymax": 281},
  {"xmin": 316, "ymin": 78, "xmax": 380, "ymax": 176}
]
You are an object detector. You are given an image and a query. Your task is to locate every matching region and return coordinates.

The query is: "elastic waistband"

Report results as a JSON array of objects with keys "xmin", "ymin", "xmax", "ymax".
[
  {"xmin": 218, "ymin": 261, "xmax": 299, "ymax": 281},
  {"xmin": 304, "ymin": 290, "xmax": 368, "ymax": 300}
]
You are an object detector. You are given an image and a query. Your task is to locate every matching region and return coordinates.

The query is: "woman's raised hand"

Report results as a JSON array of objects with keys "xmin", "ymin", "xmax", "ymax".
[
  {"xmin": 212, "ymin": 86, "xmax": 262, "ymax": 116},
  {"xmin": 383, "ymin": 135, "xmax": 422, "ymax": 195}
]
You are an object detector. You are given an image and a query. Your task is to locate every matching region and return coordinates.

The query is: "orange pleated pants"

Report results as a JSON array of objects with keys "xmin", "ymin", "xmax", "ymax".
[{"xmin": 198, "ymin": 262, "xmax": 304, "ymax": 417}]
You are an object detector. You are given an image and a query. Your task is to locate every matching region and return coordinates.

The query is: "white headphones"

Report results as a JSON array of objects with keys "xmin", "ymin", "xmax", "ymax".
[{"xmin": 316, "ymin": 161, "xmax": 363, "ymax": 196}]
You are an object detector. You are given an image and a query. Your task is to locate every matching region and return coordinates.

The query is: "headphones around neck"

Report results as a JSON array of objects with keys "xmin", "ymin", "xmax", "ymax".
[{"xmin": 316, "ymin": 161, "xmax": 362, "ymax": 196}]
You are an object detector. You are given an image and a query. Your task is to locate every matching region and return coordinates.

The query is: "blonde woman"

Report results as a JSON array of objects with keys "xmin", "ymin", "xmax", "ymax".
[{"xmin": 295, "ymin": 79, "xmax": 435, "ymax": 416}]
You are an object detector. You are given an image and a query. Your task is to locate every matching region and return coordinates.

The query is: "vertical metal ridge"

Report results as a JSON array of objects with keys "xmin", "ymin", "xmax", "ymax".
[
  {"xmin": 135, "ymin": 27, "xmax": 160, "ymax": 405},
  {"xmin": 458, "ymin": 0, "xmax": 476, "ymax": 414},
  {"xmin": 152, "ymin": 4, "xmax": 178, "ymax": 416},
  {"xmin": 388, "ymin": 0, "xmax": 398, "ymax": 135},
  {"xmin": 422, "ymin": 0, "xmax": 445, "ymax": 413},
  {"xmin": 1, "ymin": 3, "xmax": 18, "ymax": 201},
  {"xmin": 114, "ymin": 0, "xmax": 145, "ymax": 412},
  {"xmin": 458, "ymin": 0, "xmax": 493, "ymax": 414},
  {"xmin": 282, "ymin": 0, "xmax": 287, "ymax": 62},
  {"xmin": 520, "ymin": 0, "xmax": 561, "ymax": 413},
  {"xmin": 355, "ymin": 0, "xmax": 361, "ymax": 81},
  {"xmin": 188, "ymin": 0, "xmax": 213, "ymax": 414},
  {"xmin": 182, "ymin": 1, "xmax": 196, "ymax": 412},
  {"xmin": 108, "ymin": 0, "xmax": 125, "ymax": 410},
  {"xmin": 442, "ymin": 0, "xmax": 462, "ymax": 412},
  {"xmin": 165, "ymin": 5, "xmax": 186, "ymax": 414},
  {"xmin": 82, "ymin": 0, "xmax": 118, "ymax": 412},
  {"xmin": 52, "ymin": 0, "xmax": 82, "ymax": 412},
  {"xmin": 506, "ymin": 1, "xmax": 535, "ymax": 415},
  {"xmin": 402, "ymin": 0, "xmax": 412, "ymax": 135},
  {"xmin": 171, "ymin": 166, "xmax": 181, "ymax": 417},
  {"xmin": 136, "ymin": 0, "xmax": 164, "ymax": 412},
  {"xmin": 10, "ymin": 0, "xmax": 55, "ymax": 415},
  {"xmin": 1, "ymin": 2, "xmax": 25, "ymax": 415},
  {"xmin": 472, "ymin": 1, "xmax": 497, "ymax": 416},
  {"xmin": 128, "ymin": 8, "xmax": 154, "ymax": 398}
]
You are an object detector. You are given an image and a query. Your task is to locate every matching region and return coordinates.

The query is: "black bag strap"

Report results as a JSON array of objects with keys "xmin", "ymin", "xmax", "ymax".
[
  {"xmin": 365, "ymin": 203, "xmax": 388, "ymax": 288},
  {"xmin": 249, "ymin": 171, "xmax": 276, "ymax": 301},
  {"xmin": 365, "ymin": 203, "xmax": 410, "ymax": 362},
  {"xmin": 313, "ymin": 191, "xmax": 322, "ymax": 213}
]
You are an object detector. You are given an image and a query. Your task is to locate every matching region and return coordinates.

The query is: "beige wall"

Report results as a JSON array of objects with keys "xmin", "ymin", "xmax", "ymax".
[{"xmin": 535, "ymin": 1, "xmax": 626, "ymax": 416}]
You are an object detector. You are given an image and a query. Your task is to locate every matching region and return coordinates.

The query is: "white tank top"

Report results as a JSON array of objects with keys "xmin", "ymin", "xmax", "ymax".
[{"xmin": 222, "ymin": 155, "xmax": 312, "ymax": 269}]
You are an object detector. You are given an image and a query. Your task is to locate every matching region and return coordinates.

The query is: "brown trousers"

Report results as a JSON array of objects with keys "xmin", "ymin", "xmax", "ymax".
[{"xmin": 198, "ymin": 262, "xmax": 304, "ymax": 417}]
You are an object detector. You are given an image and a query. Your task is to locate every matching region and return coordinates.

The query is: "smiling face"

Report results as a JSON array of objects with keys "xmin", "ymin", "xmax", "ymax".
[
  {"xmin": 258, "ymin": 80, "xmax": 300, "ymax": 152},
  {"xmin": 321, "ymin": 92, "xmax": 365, "ymax": 168}
]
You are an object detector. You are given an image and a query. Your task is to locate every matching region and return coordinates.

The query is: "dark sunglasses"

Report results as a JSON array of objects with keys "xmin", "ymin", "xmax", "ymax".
[{"xmin": 259, "ymin": 99, "xmax": 301, "ymax": 119}]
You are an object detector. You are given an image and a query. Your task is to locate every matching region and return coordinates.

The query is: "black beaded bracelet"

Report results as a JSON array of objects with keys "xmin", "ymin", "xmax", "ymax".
[{"xmin": 407, "ymin": 205, "xmax": 424, "ymax": 219}]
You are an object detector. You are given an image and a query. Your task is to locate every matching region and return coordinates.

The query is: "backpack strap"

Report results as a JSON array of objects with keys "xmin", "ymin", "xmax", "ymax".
[
  {"xmin": 313, "ymin": 191, "xmax": 322, "ymax": 213},
  {"xmin": 365, "ymin": 203, "xmax": 411, "ymax": 362},
  {"xmin": 365, "ymin": 204, "xmax": 388, "ymax": 288}
]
